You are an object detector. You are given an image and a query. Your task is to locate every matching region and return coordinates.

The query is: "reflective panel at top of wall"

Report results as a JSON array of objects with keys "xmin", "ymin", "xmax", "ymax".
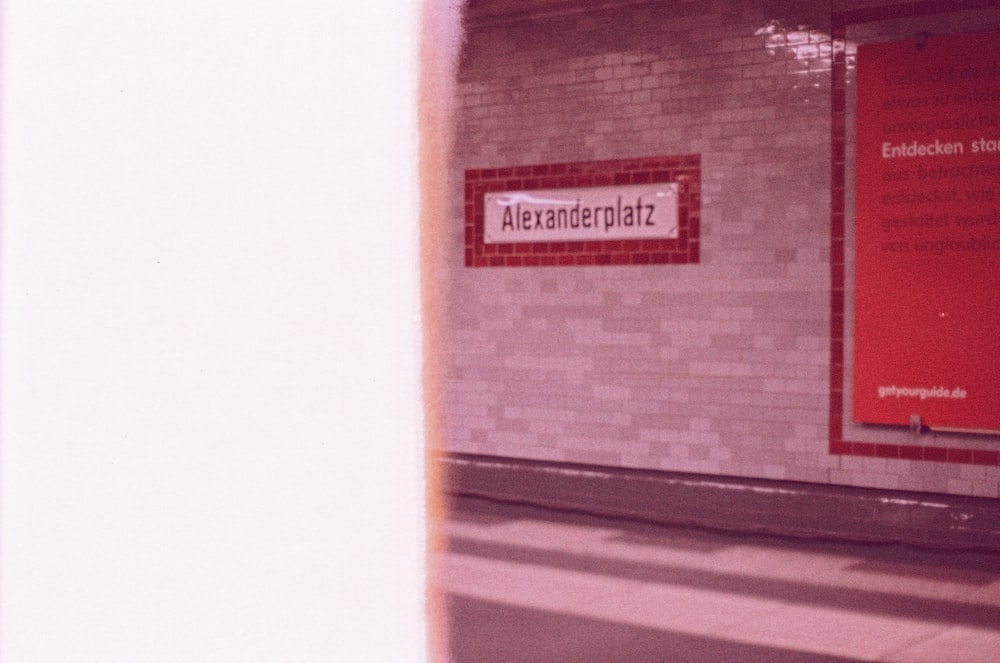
[{"xmin": 757, "ymin": 19, "xmax": 857, "ymax": 74}]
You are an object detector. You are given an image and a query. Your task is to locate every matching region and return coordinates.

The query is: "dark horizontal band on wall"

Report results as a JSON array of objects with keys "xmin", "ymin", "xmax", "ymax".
[{"xmin": 437, "ymin": 452, "xmax": 1000, "ymax": 552}]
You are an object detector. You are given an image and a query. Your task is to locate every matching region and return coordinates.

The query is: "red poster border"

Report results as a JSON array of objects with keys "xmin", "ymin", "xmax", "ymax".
[{"xmin": 830, "ymin": 0, "xmax": 1000, "ymax": 466}]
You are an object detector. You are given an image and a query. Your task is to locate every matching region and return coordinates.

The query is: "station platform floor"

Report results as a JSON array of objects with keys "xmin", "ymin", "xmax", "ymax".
[{"xmin": 431, "ymin": 495, "xmax": 1000, "ymax": 662}]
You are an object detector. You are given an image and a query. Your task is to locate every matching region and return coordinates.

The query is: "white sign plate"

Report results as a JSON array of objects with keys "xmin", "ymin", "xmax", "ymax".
[{"xmin": 484, "ymin": 183, "xmax": 679, "ymax": 244}]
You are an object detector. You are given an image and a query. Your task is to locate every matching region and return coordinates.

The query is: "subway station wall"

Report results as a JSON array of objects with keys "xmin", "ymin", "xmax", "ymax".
[{"xmin": 433, "ymin": 0, "xmax": 1000, "ymax": 497}]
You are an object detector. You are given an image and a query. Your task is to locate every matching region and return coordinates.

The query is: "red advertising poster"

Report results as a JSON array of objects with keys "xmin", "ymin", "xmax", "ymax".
[{"xmin": 853, "ymin": 31, "xmax": 1000, "ymax": 432}]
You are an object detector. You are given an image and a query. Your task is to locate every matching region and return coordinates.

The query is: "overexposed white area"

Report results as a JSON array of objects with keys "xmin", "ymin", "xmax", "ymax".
[{"xmin": 1, "ymin": 2, "xmax": 425, "ymax": 661}]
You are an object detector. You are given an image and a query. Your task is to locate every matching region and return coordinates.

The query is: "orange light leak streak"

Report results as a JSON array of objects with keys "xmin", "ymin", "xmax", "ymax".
[{"xmin": 420, "ymin": 1, "xmax": 463, "ymax": 660}]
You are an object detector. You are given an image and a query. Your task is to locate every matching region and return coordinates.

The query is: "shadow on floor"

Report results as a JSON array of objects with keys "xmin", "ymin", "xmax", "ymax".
[{"xmin": 446, "ymin": 594, "xmax": 861, "ymax": 663}]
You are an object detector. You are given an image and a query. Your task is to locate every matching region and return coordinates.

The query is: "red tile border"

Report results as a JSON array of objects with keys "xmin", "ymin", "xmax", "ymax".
[
  {"xmin": 829, "ymin": 2, "xmax": 1000, "ymax": 467},
  {"xmin": 831, "ymin": 0, "xmax": 998, "ymax": 29},
  {"xmin": 974, "ymin": 449, "xmax": 1000, "ymax": 466},
  {"xmin": 826, "ymin": 439, "xmax": 1000, "ymax": 466},
  {"xmin": 465, "ymin": 155, "xmax": 701, "ymax": 268}
]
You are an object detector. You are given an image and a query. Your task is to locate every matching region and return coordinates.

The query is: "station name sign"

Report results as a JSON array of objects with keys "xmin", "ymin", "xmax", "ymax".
[{"xmin": 483, "ymin": 183, "xmax": 679, "ymax": 244}]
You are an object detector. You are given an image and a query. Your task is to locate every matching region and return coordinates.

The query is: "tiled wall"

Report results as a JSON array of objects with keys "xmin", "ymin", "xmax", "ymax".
[{"xmin": 435, "ymin": 0, "xmax": 1000, "ymax": 497}]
